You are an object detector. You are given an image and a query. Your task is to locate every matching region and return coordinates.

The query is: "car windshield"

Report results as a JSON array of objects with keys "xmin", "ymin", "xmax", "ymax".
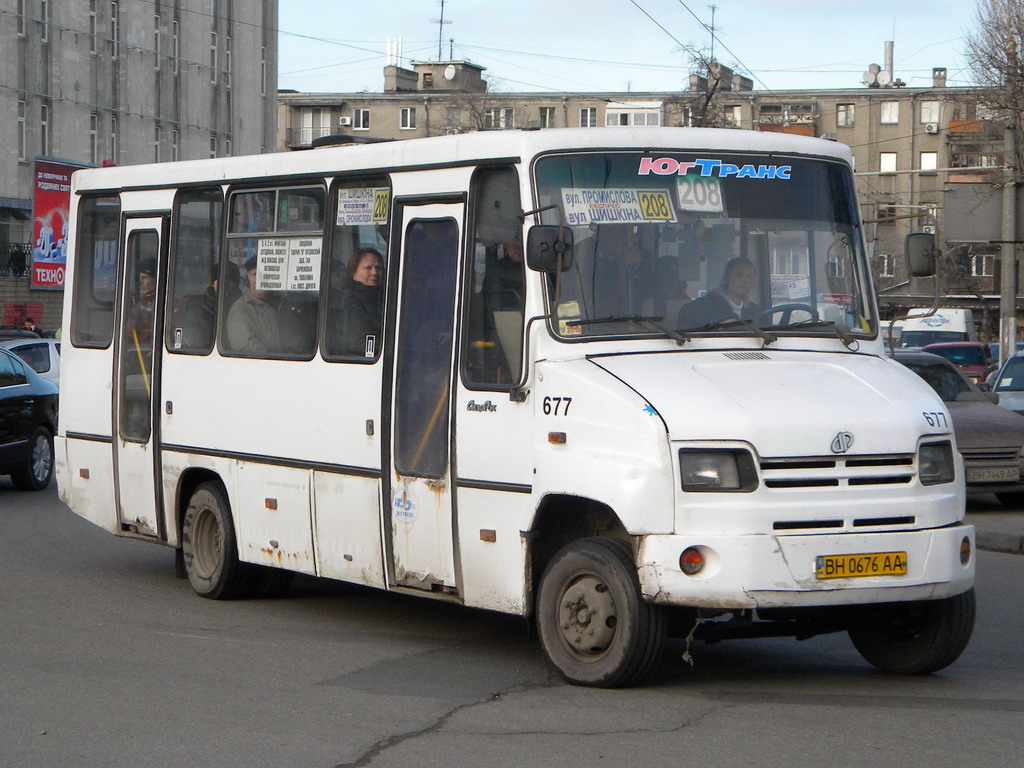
[
  {"xmin": 533, "ymin": 151, "xmax": 875, "ymax": 340},
  {"xmin": 995, "ymin": 356, "xmax": 1024, "ymax": 391},
  {"xmin": 903, "ymin": 360, "xmax": 975, "ymax": 403},
  {"xmin": 925, "ymin": 346, "xmax": 986, "ymax": 366}
]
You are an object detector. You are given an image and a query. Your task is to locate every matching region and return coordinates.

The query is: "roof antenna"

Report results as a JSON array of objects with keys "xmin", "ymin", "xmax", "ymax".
[{"xmin": 429, "ymin": 0, "xmax": 453, "ymax": 61}]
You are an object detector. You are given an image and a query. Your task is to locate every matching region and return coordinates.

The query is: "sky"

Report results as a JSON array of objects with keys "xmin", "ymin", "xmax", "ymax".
[{"xmin": 277, "ymin": 0, "xmax": 982, "ymax": 95}]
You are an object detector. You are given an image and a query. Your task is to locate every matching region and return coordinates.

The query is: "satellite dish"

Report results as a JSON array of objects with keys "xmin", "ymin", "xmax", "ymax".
[
  {"xmin": 444, "ymin": 64, "xmax": 457, "ymax": 81},
  {"xmin": 862, "ymin": 71, "xmax": 877, "ymax": 86},
  {"xmin": 877, "ymin": 70, "xmax": 892, "ymax": 86}
]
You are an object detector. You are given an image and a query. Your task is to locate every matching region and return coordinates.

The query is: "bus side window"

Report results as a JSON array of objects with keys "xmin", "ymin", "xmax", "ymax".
[
  {"xmin": 220, "ymin": 185, "xmax": 324, "ymax": 359},
  {"xmin": 463, "ymin": 166, "xmax": 524, "ymax": 388},
  {"xmin": 323, "ymin": 179, "xmax": 390, "ymax": 362},
  {"xmin": 70, "ymin": 195, "xmax": 120, "ymax": 348},
  {"xmin": 166, "ymin": 188, "xmax": 224, "ymax": 354}
]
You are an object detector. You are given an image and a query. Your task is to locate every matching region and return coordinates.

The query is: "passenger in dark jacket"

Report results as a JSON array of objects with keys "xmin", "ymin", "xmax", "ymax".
[{"xmin": 330, "ymin": 248, "xmax": 384, "ymax": 357}]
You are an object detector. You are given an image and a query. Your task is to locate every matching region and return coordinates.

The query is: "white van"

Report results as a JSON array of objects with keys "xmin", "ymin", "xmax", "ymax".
[{"xmin": 898, "ymin": 308, "xmax": 976, "ymax": 349}]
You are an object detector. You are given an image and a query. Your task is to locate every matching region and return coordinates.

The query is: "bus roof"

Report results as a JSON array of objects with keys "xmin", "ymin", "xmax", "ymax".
[{"xmin": 70, "ymin": 127, "xmax": 853, "ymax": 193}]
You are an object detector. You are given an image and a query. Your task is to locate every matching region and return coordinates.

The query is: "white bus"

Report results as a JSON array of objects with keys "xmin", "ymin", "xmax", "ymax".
[{"xmin": 56, "ymin": 127, "xmax": 975, "ymax": 687}]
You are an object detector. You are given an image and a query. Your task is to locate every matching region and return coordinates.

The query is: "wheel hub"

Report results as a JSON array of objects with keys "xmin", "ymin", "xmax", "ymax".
[{"xmin": 557, "ymin": 575, "xmax": 617, "ymax": 655}]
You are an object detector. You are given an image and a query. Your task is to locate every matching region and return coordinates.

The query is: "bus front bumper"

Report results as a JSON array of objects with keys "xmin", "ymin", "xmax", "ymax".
[{"xmin": 636, "ymin": 524, "xmax": 975, "ymax": 610}]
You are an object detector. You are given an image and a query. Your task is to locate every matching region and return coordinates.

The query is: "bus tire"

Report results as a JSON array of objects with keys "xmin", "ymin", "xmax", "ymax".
[
  {"xmin": 536, "ymin": 537, "xmax": 665, "ymax": 688},
  {"xmin": 848, "ymin": 588, "xmax": 976, "ymax": 674},
  {"xmin": 181, "ymin": 481, "xmax": 254, "ymax": 600},
  {"xmin": 11, "ymin": 427, "xmax": 54, "ymax": 491}
]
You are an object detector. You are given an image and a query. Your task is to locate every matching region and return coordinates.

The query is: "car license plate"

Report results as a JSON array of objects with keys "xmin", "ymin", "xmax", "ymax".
[
  {"xmin": 966, "ymin": 466, "xmax": 1020, "ymax": 483},
  {"xmin": 815, "ymin": 552, "xmax": 907, "ymax": 580}
]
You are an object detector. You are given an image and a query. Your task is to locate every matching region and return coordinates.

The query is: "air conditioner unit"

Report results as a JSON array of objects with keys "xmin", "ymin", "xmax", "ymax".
[
  {"xmin": 922, "ymin": 225, "xmax": 936, "ymax": 234},
  {"xmin": 339, "ymin": 116, "xmax": 352, "ymax": 126},
  {"xmin": 925, "ymin": 122, "xmax": 939, "ymax": 134}
]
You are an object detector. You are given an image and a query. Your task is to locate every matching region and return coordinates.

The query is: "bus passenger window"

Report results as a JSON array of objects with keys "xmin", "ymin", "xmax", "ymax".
[
  {"xmin": 220, "ymin": 185, "xmax": 325, "ymax": 359},
  {"xmin": 323, "ymin": 179, "xmax": 390, "ymax": 362},
  {"xmin": 463, "ymin": 166, "xmax": 524, "ymax": 388},
  {"xmin": 70, "ymin": 195, "xmax": 120, "ymax": 348},
  {"xmin": 166, "ymin": 188, "xmax": 224, "ymax": 354}
]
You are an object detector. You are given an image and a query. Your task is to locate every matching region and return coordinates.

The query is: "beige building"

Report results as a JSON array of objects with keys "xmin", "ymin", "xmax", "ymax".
[{"xmin": 278, "ymin": 61, "xmax": 1011, "ymax": 334}]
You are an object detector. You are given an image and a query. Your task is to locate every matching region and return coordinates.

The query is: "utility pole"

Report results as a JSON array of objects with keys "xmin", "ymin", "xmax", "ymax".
[{"xmin": 999, "ymin": 121, "xmax": 1018, "ymax": 367}]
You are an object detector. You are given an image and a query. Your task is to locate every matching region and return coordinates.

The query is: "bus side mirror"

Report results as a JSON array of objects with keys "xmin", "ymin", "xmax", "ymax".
[
  {"xmin": 905, "ymin": 232, "xmax": 938, "ymax": 277},
  {"xmin": 527, "ymin": 226, "xmax": 574, "ymax": 272}
]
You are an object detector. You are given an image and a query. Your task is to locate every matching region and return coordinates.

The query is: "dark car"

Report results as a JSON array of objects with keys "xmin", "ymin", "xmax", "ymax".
[
  {"xmin": 897, "ymin": 351, "xmax": 1024, "ymax": 505},
  {"xmin": 0, "ymin": 347, "xmax": 58, "ymax": 490},
  {"xmin": 920, "ymin": 341, "xmax": 996, "ymax": 384}
]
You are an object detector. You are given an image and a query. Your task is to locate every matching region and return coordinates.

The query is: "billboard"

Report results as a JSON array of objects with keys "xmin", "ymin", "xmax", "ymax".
[{"xmin": 30, "ymin": 160, "xmax": 86, "ymax": 290}]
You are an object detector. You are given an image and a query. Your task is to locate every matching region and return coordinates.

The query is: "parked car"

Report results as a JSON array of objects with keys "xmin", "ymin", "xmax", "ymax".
[
  {"xmin": 920, "ymin": 341, "xmax": 996, "ymax": 383},
  {"xmin": 989, "ymin": 350, "xmax": 1024, "ymax": 417},
  {"xmin": 0, "ymin": 347, "xmax": 58, "ymax": 490},
  {"xmin": 0, "ymin": 336, "xmax": 60, "ymax": 387},
  {"xmin": 897, "ymin": 351, "xmax": 1024, "ymax": 505}
]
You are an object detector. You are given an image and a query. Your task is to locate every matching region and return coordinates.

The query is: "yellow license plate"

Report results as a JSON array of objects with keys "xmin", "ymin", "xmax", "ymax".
[{"xmin": 815, "ymin": 551, "xmax": 907, "ymax": 580}]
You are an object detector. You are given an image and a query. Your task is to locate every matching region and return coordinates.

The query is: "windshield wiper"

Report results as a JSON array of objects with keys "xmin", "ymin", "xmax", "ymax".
[
  {"xmin": 683, "ymin": 316, "xmax": 778, "ymax": 346},
  {"xmin": 764, "ymin": 318, "xmax": 859, "ymax": 349},
  {"xmin": 567, "ymin": 315, "xmax": 691, "ymax": 346}
]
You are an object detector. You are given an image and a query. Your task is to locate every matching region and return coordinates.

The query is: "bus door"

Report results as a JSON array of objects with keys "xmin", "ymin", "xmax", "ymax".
[
  {"xmin": 385, "ymin": 202, "xmax": 463, "ymax": 592},
  {"xmin": 112, "ymin": 216, "xmax": 168, "ymax": 539}
]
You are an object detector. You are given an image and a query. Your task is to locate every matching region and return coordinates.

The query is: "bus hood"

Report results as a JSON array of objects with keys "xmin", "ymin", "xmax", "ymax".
[{"xmin": 589, "ymin": 350, "xmax": 945, "ymax": 457}]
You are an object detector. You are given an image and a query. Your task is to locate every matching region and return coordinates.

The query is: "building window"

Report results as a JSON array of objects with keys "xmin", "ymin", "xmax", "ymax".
[
  {"xmin": 90, "ymin": 114, "xmax": 98, "ymax": 164},
  {"xmin": 40, "ymin": 0, "xmax": 48, "ymax": 43},
  {"xmin": 877, "ymin": 253, "xmax": 895, "ymax": 278},
  {"xmin": 538, "ymin": 106, "xmax": 556, "ymax": 128},
  {"xmin": 111, "ymin": 115, "xmax": 118, "ymax": 160},
  {"xmin": 110, "ymin": 1, "xmax": 119, "ymax": 60},
  {"xmin": 300, "ymin": 107, "xmax": 332, "ymax": 144},
  {"xmin": 880, "ymin": 152, "xmax": 897, "ymax": 173},
  {"xmin": 173, "ymin": 20, "xmax": 180, "ymax": 74},
  {"xmin": 225, "ymin": 36, "xmax": 232, "ymax": 88},
  {"xmin": 724, "ymin": 105, "xmax": 742, "ymax": 127},
  {"xmin": 40, "ymin": 102, "xmax": 50, "ymax": 156},
  {"xmin": 260, "ymin": 47, "xmax": 267, "ymax": 97},
  {"xmin": 172, "ymin": 129, "xmax": 179, "ymax": 161},
  {"xmin": 579, "ymin": 107, "xmax": 598, "ymax": 127},
  {"xmin": 154, "ymin": 125, "xmax": 161, "ymax": 163},
  {"xmin": 154, "ymin": 14, "xmax": 161, "ymax": 70},
  {"xmin": 423, "ymin": 72, "xmax": 433, "ymax": 88},
  {"xmin": 920, "ymin": 151, "xmax": 938, "ymax": 172},
  {"xmin": 484, "ymin": 108, "xmax": 515, "ymax": 129},
  {"xmin": 605, "ymin": 110, "xmax": 661, "ymax": 126},
  {"xmin": 973, "ymin": 254, "xmax": 996, "ymax": 277},
  {"xmin": 17, "ymin": 0, "xmax": 25, "ymax": 36},
  {"xmin": 400, "ymin": 107, "xmax": 417, "ymax": 130},
  {"xmin": 880, "ymin": 101, "xmax": 899, "ymax": 124},
  {"xmin": 210, "ymin": 32, "xmax": 218, "ymax": 84},
  {"xmin": 353, "ymin": 108, "xmax": 370, "ymax": 130},
  {"xmin": 210, "ymin": 135, "xmax": 218, "ymax": 158},
  {"xmin": 89, "ymin": 0, "xmax": 97, "ymax": 53},
  {"xmin": 17, "ymin": 100, "xmax": 26, "ymax": 161},
  {"xmin": 444, "ymin": 107, "xmax": 462, "ymax": 133},
  {"xmin": 920, "ymin": 100, "xmax": 941, "ymax": 123},
  {"xmin": 837, "ymin": 103, "xmax": 855, "ymax": 127},
  {"xmin": 877, "ymin": 203, "xmax": 897, "ymax": 223}
]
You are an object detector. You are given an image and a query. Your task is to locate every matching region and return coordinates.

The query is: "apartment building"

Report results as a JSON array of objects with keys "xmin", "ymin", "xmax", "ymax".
[{"xmin": 278, "ymin": 62, "xmax": 1010, "ymax": 329}]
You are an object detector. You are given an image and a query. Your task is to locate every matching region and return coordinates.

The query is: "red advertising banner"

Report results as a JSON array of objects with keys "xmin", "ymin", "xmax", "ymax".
[{"xmin": 30, "ymin": 160, "xmax": 85, "ymax": 290}]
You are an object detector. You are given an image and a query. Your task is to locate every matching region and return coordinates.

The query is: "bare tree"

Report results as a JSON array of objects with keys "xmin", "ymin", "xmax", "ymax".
[{"xmin": 964, "ymin": 0, "xmax": 1024, "ymax": 177}]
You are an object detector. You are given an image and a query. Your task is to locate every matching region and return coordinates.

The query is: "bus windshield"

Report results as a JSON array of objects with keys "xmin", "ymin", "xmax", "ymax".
[{"xmin": 533, "ymin": 151, "xmax": 875, "ymax": 340}]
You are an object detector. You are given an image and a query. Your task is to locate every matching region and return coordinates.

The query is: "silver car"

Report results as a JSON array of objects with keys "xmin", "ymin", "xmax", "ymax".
[
  {"xmin": 990, "ymin": 350, "xmax": 1024, "ymax": 417},
  {"xmin": 898, "ymin": 350, "xmax": 1024, "ymax": 505},
  {"xmin": 0, "ymin": 337, "xmax": 60, "ymax": 387}
]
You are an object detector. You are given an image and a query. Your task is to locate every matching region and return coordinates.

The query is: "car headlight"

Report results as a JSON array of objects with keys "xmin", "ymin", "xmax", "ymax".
[
  {"xmin": 679, "ymin": 449, "xmax": 757, "ymax": 492},
  {"xmin": 919, "ymin": 441, "xmax": 955, "ymax": 485}
]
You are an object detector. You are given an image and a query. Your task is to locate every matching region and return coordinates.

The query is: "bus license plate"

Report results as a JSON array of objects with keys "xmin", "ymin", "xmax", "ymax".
[
  {"xmin": 815, "ymin": 552, "xmax": 907, "ymax": 580},
  {"xmin": 966, "ymin": 466, "xmax": 1020, "ymax": 483}
]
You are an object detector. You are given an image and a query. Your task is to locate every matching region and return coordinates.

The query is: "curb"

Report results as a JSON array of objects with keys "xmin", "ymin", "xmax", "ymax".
[{"xmin": 976, "ymin": 529, "xmax": 1024, "ymax": 555}]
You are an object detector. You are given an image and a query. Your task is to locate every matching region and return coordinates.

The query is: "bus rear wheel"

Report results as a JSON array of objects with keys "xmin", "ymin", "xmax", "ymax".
[
  {"xmin": 537, "ymin": 538, "xmax": 665, "ymax": 688},
  {"xmin": 848, "ymin": 588, "xmax": 976, "ymax": 674},
  {"xmin": 181, "ymin": 481, "xmax": 254, "ymax": 599}
]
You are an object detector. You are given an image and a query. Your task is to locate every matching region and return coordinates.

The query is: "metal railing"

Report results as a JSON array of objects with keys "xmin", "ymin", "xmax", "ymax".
[{"xmin": 0, "ymin": 242, "xmax": 31, "ymax": 279}]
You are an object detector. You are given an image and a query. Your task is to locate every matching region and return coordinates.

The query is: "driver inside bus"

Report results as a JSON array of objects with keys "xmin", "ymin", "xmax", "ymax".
[
  {"xmin": 677, "ymin": 256, "xmax": 763, "ymax": 330},
  {"xmin": 226, "ymin": 255, "xmax": 280, "ymax": 354}
]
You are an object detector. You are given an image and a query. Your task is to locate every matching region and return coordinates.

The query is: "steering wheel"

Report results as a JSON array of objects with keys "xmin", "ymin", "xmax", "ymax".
[{"xmin": 759, "ymin": 303, "xmax": 819, "ymax": 326}]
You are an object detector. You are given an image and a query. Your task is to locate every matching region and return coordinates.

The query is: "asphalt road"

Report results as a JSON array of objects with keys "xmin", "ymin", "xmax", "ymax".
[{"xmin": 2, "ymin": 482, "xmax": 1023, "ymax": 768}]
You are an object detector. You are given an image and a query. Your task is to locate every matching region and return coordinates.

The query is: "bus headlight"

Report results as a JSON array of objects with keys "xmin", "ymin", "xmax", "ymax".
[
  {"xmin": 919, "ymin": 441, "xmax": 955, "ymax": 485},
  {"xmin": 679, "ymin": 449, "xmax": 757, "ymax": 492}
]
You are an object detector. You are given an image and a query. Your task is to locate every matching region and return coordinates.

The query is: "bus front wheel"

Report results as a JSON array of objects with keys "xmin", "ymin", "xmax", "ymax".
[
  {"xmin": 848, "ymin": 588, "xmax": 976, "ymax": 674},
  {"xmin": 181, "ymin": 482, "xmax": 254, "ymax": 599},
  {"xmin": 537, "ymin": 538, "xmax": 665, "ymax": 688}
]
